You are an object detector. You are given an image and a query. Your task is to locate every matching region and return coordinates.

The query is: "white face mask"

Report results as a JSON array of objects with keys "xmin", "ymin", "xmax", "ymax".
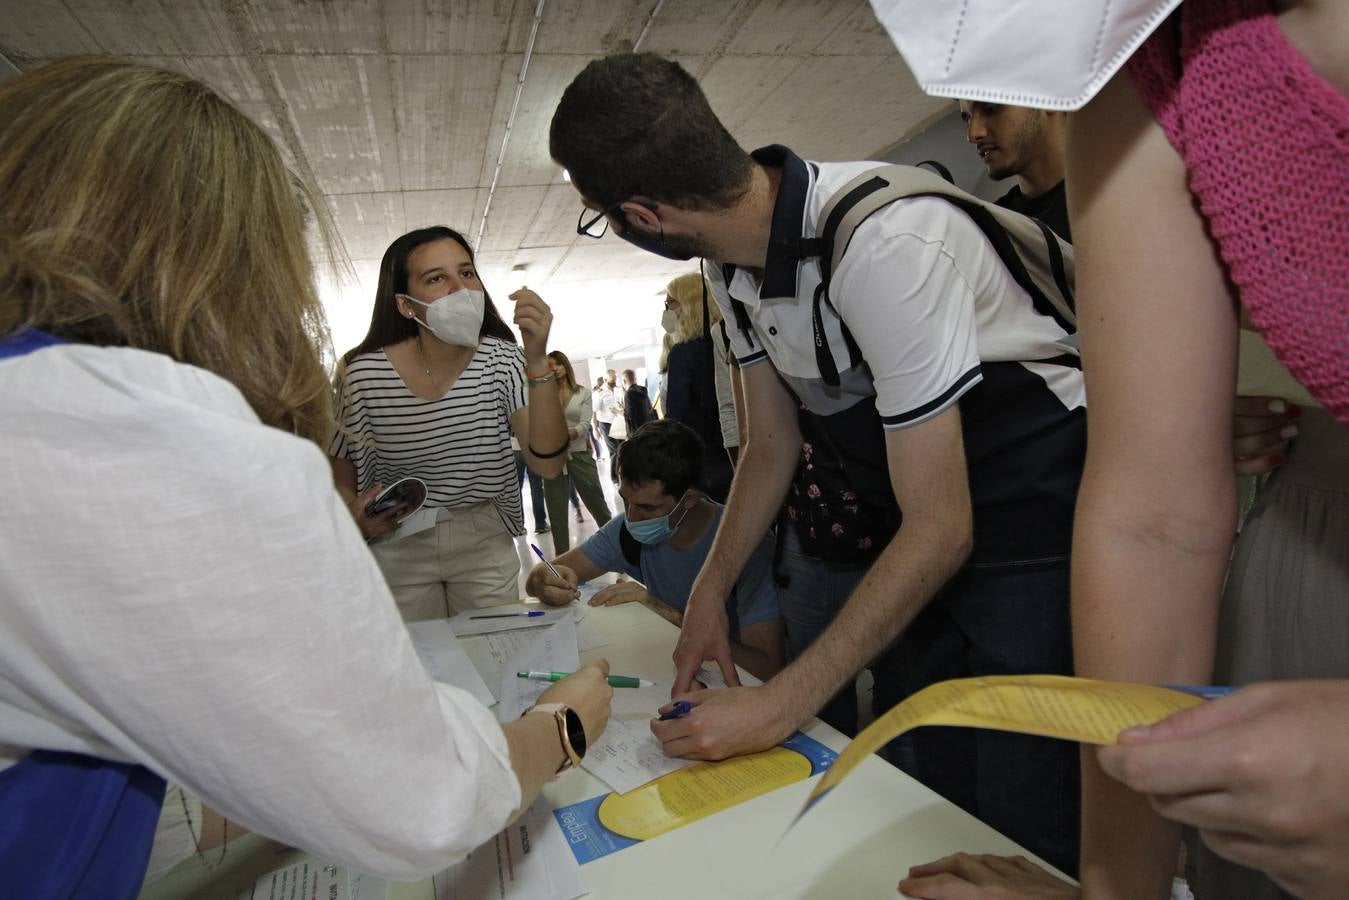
[
  {"xmin": 868, "ymin": 0, "xmax": 1180, "ymax": 111},
  {"xmin": 402, "ymin": 288, "xmax": 485, "ymax": 348},
  {"xmin": 661, "ymin": 308, "xmax": 679, "ymax": 335}
]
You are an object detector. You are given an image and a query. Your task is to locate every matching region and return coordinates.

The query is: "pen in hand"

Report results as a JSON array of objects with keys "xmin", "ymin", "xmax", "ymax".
[
  {"xmin": 518, "ymin": 670, "xmax": 655, "ymax": 688},
  {"xmin": 470, "ymin": 611, "xmax": 546, "ymax": 620},
  {"xmin": 657, "ymin": 700, "xmax": 692, "ymax": 721},
  {"xmin": 531, "ymin": 543, "xmax": 581, "ymax": 601}
]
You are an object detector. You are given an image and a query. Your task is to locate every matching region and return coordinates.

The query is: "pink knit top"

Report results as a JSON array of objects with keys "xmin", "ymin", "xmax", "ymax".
[{"xmin": 1127, "ymin": 0, "xmax": 1349, "ymax": 424}]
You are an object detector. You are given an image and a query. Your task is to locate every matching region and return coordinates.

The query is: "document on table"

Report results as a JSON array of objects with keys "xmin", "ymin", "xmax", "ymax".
[
  {"xmin": 496, "ymin": 615, "xmax": 580, "ymax": 722},
  {"xmin": 406, "ymin": 619, "xmax": 495, "ymax": 708},
  {"xmin": 583, "ymin": 665, "xmax": 731, "ymax": 795},
  {"xmin": 794, "ymin": 674, "xmax": 1209, "ymax": 826},
  {"xmin": 236, "ymin": 860, "xmax": 386, "ymax": 900},
  {"xmin": 433, "ymin": 797, "xmax": 587, "ymax": 900},
  {"xmin": 448, "ymin": 603, "xmax": 577, "ymax": 637}
]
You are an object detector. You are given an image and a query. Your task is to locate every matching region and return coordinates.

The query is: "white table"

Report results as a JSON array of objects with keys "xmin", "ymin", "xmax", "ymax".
[{"xmin": 142, "ymin": 600, "xmax": 1062, "ymax": 899}]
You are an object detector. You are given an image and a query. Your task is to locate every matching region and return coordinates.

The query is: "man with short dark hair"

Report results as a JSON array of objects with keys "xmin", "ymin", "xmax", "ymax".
[
  {"xmin": 959, "ymin": 100, "xmax": 1070, "ymax": 240},
  {"xmin": 551, "ymin": 52, "xmax": 1084, "ymax": 875},
  {"xmin": 526, "ymin": 420, "xmax": 783, "ymax": 680}
]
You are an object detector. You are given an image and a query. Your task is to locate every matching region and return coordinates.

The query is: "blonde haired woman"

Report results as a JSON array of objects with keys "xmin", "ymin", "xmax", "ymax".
[
  {"xmin": 541, "ymin": 350, "xmax": 613, "ymax": 552},
  {"xmin": 0, "ymin": 58, "xmax": 610, "ymax": 895},
  {"xmin": 662, "ymin": 270, "xmax": 737, "ymax": 501}
]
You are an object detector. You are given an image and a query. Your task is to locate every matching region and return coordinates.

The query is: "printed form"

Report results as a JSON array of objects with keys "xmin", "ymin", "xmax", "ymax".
[
  {"xmin": 582, "ymin": 666, "xmax": 736, "ymax": 795},
  {"xmin": 495, "ymin": 616, "xmax": 581, "ymax": 722},
  {"xmin": 406, "ymin": 619, "xmax": 495, "ymax": 708},
  {"xmin": 433, "ymin": 798, "xmax": 586, "ymax": 900}
]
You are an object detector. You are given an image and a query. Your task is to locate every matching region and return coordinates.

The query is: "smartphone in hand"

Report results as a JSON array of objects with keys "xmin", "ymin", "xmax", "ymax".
[{"xmin": 364, "ymin": 477, "xmax": 427, "ymax": 520}]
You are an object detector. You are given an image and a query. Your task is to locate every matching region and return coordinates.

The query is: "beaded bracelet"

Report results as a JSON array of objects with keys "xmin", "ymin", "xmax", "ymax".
[{"xmin": 527, "ymin": 368, "xmax": 559, "ymax": 386}]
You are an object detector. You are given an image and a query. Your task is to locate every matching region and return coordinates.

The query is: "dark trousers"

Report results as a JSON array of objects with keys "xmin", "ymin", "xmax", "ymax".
[
  {"xmin": 872, "ymin": 559, "xmax": 1080, "ymax": 878},
  {"xmin": 777, "ymin": 528, "xmax": 869, "ymax": 736},
  {"xmin": 597, "ymin": 420, "xmax": 620, "ymax": 482}
]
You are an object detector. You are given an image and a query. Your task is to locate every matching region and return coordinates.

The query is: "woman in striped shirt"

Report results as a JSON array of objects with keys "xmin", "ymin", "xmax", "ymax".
[{"xmin": 330, "ymin": 226, "xmax": 569, "ymax": 621}]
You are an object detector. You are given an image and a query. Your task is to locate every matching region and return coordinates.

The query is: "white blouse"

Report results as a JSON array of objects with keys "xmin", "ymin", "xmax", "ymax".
[{"xmin": 0, "ymin": 344, "xmax": 519, "ymax": 879}]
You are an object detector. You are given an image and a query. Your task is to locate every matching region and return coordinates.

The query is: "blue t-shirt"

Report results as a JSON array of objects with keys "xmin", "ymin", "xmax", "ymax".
[{"xmin": 579, "ymin": 503, "xmax": 779, "ymax": 632}]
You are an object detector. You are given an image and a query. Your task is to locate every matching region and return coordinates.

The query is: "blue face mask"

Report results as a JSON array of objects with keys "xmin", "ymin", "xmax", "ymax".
[{"xmin": 624, "ymin": 491, "xmax": 697, "ymax": 545}]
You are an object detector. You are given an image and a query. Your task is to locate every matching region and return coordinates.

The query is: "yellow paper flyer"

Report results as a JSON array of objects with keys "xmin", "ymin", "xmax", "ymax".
[{"xmin": 795, "ymin": 675, "xmax": 1206, "ymax": 824}]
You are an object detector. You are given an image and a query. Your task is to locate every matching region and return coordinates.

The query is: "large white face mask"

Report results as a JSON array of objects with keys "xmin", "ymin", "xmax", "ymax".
[
  {"xmin": 402, "ymin": 288, "xmax": 485, "ymax": 348},
  {"xmin": 868, "ymin": 0, "xmax": 1180, "ymax": 111},
  {"xmin": 661, "ymin": 308, "xmax": 679, "ymax": 335}
]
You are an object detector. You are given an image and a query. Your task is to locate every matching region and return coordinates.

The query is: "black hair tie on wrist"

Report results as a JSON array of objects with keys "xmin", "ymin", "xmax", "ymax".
[{"xmin": 530, "ymin": 440, "xmax": 570, "ymax": 459}]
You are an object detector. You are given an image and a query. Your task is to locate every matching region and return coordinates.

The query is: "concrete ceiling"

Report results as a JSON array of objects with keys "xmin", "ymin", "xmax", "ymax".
[{"xmin": 0, "ymin": 0, "xmax": 951, "ymax": 361}]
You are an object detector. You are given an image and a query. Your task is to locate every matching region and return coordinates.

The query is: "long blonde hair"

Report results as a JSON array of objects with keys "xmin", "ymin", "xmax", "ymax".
[
  {"xmin": 665, "ymin": 271, "xmax": 723, "ymax": 345},
  {"xmin": 0, "ymin": 57, "xmax": 335, "ymax": 442}
]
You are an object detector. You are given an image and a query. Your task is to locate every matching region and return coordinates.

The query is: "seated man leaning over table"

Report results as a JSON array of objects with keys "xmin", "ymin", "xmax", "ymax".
[{"xmin": 527, "ymin": 419, "xmax": 784, "ymax": 681}]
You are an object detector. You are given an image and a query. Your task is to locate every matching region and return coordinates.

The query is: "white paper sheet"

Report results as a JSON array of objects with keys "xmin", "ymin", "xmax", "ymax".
[
  {"xmin": 432, "ymin": 798, "xmax": 587, "ymax": 900},
  {"xmin": 406, "ymin": 619, "xmax": 495, "ymax": 708},
  {"xmin": 236, "ymin": 860, "xmax": 344, "ymax": 900},
  {"xmin": 392, "ymin": 506, "xmax": 438, "ymax": 540},
  {"xmin": 575, "ymin": 581, "xmax": 606, "ymax": 605},
  {"xmin": 347, "ymin": 871, "xmax": 388, "ymax": 900},
  {"xmin": 463, "ymin": 629, "xmax": 551, "ymax": 699},
  {"xmin": 448, "ymin": 603, "xmax": 577, "ymax": 637},
  {"xmin": 496, "ymin": 616, "xmax": 581, "ymax": 722},
  {"xmin": 582, "ymin": 665, "xmax": 735, "ymax": 795},
  {"xmin": 575, "ymin": 613, "xmax": 609, "ymax": 652},
  {"xmin": 583, "ymin": 716, "xmax": 691, "ymax": 794}
]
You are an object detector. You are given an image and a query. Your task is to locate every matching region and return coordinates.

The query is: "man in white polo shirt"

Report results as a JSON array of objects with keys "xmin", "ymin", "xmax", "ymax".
[{"xmin": 550, "ymin": 53, "xmax": 1085, "ymax": 876}]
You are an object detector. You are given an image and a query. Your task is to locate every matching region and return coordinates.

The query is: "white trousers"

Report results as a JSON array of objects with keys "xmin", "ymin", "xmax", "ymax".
[{"xmin": 371, "ymin": 502, "xmax": 521, "ymax": 622}]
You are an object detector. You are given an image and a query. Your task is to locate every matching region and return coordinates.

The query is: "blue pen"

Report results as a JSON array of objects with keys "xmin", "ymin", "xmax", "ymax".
[
  {"xmin": 530, "ymin": 543, "xmax": 580, "ymax": 600},
  {"xmin": 470, "ymin": 610, "xmax": 546, "ymax": 620},
  {"xmin": 1166, "ymin": 684, "xmax": 1238, "ymax": 700},
  {"xmin": 657, "ymin": 700, "xmax": 692, "ymax": 721}
]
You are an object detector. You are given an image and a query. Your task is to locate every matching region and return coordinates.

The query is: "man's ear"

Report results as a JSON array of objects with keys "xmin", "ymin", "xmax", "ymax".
[{"xmin": 618, "ymin": 198, "xmax": 662, "ymax": 234}]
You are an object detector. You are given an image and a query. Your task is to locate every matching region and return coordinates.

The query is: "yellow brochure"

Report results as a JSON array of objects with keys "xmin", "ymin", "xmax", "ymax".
[{"xmin": 794, "ymin": 675, "xmax": 1205, "ymax": 825}]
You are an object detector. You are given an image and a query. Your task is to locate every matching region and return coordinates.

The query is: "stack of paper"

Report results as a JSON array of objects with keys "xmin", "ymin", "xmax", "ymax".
[
  {"xmin": 235, "ymin": 862, "xmax": 385, "ymax": 900},
  {"xmin": 447, "ymin": 603, "xmax": 577, "ymax": 637},
  {"xmin": 433, "ymin": 798, "xmax": 587, "ymax": 900},
  {"xmin": 406, "ymin": 619, "xmax": 495, "ymax": 707},
  {"xmin": 496, "ymin": 616, "xmax": 581, "ymax": 722},
  {"xmin": 581, "ymin": 666, "xmax": 733, "ymax": 795}
]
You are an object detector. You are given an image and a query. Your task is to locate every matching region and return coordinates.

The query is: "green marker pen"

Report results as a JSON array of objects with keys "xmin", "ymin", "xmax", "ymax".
[{"xmin": 517, "ymin": 670, "xmax": 655, "ymax": 689}]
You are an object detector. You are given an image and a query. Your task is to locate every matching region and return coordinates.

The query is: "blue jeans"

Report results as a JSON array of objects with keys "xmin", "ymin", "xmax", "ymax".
[
  {"xmin": 872, "ymin": 558, "xmax": 1080, "ymax": 878},
  {"xmin": 513, "ymin": 451, "xmax": 549, "ymax": 531},
  {"xmin": 776, "ymin": 528, "xmax": 870, "ymax": 737}
]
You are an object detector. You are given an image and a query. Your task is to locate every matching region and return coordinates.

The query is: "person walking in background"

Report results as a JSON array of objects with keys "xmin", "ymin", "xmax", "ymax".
[
  {"xmin": 542, "ymin": 351, "xmax": 612, "ymax": 552},
  {"xmin": 662, "ymin": 272, "xmax": 735, "ymax": 502},
  {"xmin": 594, "ymin": 368, "xmax": 622, "ymax": 482},
  {"xmin": 620, "ymin": 368, "xmax": 654, "ymax": 436}
]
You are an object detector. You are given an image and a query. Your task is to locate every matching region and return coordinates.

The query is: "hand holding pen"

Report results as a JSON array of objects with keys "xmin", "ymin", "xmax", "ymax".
[{"xmin": 525, "ymin": 543, "xmax": 582, "ymax": 605}]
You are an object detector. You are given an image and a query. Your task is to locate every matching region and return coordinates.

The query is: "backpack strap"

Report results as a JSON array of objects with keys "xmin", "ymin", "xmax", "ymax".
[
  {"xmin": 819, "ymin": 165, "xmax": 1077, "ymax": 330},
  {"xmin": 721, "ymin": 164, "xmax": 1077, "ymax": 387},
  {"xmin": 719, "ymin": 262, "xmax": 758, "ymax": 354}
]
